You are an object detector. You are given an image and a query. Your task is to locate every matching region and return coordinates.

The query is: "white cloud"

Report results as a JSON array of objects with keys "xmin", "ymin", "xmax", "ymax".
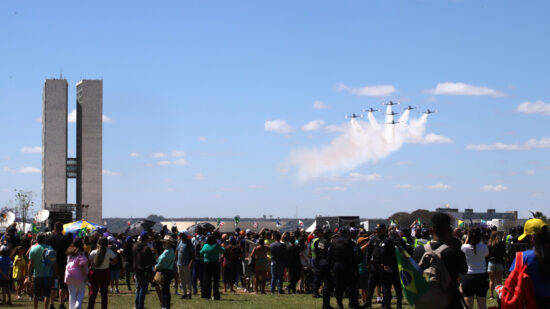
[
  {"xmin": 515, "ymin": 101, "xmax": 550, "ymax": 116},
  {"xmin": 527, "ymin": 169, "xmax": 536, "ymax": 175},
  {"xmin": 68, "ymin": 109, "xmax": 113, "ymax": 123},
  {"xmin": 324, "ymin": 124, "xmax": 348, "ymax": 133},
  {"xmin": 194, "ymin": 172, "xmax": 206, "ymax": 180},
  {"xmin": 151, "ymin": 152, "xmax": 166, "ymax": 158},
  {"xmin": 4, "ymin": 166, "xmax": 41, "ymax": 174},
  {"xmin": 130, "ymin": 152, "xmax": 140, "ymax": 157},
  {"xmin": 264, "ymin": 120, "xmax": 293, "ymax": 133},
  {"xmin": 102, "ymin": 169, "xmax": 121, "ymax": 176},
  {"xmin": 482, "ymin": 184, "xmax": 508, "ymax": 192},
  {"xmin": 466, "ymin": 138, "xmax": 550, "ymax": 151},
  {"xmin": 313, "ymin": 186, "xmax": 347, "ymax": 194},
  {"xmin": 171, "ymin": 151, "xmax": 186, "ymax": 157},
  {"xmin": 173, "ymin": 158, "xmax": 189, "ymax": 166},
  {"xmin": 68, "ymin": 109, "xmax": 77, "ymax": 123},
  {"xmin": 396, "ymin": 184, "xmax": 416, "ymax": 189},
  {"xmin": 428, "ymin": 183, "xmax": 450, "ymax": 190},
  {"xmin": 303, "ymin": 120, "xmax": 325, "ymax": 131},
  {"xmin": 337, "ymin": 84, "xmax": 396, "ymax": 97},
  {"xmin": 348, "ymin": 172, "xmax": 382, "ymax": 182},
  {"xmin": 423, "ymin": 82, "xmax": 505, "ymax": 97},
  {"xmin": 409, "ymin": 133, "xmax": 453, "ymax": 144},
  {"xmin": 198, "ymin": 137, "xmax": 208, "ymax": 142},
  {"xmin": 157, "ymin": 161, "xmax": 171, "ymax": 166},
  {"xmin": 20, "ymin": 146, "xmax": 42, "ymax": 153},
  {"xmin": 313, "ymin": 100, "xmax": 329, "ymax": 109}
]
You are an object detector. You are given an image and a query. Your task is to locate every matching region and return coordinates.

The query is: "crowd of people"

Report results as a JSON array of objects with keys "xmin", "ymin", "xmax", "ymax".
[{"xmin": 0, "ymin": 213, "xmax": 548, "ymax": 309}]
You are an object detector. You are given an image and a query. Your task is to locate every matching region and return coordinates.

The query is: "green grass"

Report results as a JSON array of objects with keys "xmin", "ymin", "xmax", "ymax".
[{"xmin": 7, "ymin": 285, "xmax": 500, "ymax": 308}]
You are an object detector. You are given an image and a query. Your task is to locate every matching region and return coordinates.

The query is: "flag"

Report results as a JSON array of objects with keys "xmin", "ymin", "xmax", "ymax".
[
  {"xmin": 299, "ymin": 220, "xmax": 304, "ymax": 227},
  {"xmin": 253, "ymin": 221, "xmax": 258, "ymax": 229},
  {"xmin": 127, "ymin": 220, "xmax": 131, "ymax": 226},
  {"xmin": 234, "ymin": 216, "xmax": 240, "ymax": 225},
  {"xmin": 458, "ymin": 220, "xmax": 465, "ymax": 228},
  {"xmin": 276, "ymin": 220, "xmax": 281, "ymax": 228},
  {"xmin": 31, "ymin": 222, "xmax": 39, "ymax": 234},
  {"xmin": 480, "ymin": 219, "xmax": 487, "ymax": 225},
  {"xmin": 78, "ymin": 227, "xmax": 87, "ymax": 238},
  {"xmin": 395, "ymin": 246, "xmax": 431, "ymax": 306},
  {"xmin": 417, "ymin": 218, "xmax": 422, "ymax": 225},
  {"xmin": 390, "ymin": 220, "xmax": 397, "ymax": 226},
  {"xmin": 103, "ymin": 221, "xmax": 107, "ymax": 226},
  {"xmin": 219, "ymin": 221, "xmax": 225, "ymax": 227}
]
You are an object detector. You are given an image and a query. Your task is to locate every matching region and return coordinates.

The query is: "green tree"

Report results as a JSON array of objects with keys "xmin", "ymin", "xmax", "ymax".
[{"xmin": 14, "ymin": 190, "xmax": 35, "ymax": 227}]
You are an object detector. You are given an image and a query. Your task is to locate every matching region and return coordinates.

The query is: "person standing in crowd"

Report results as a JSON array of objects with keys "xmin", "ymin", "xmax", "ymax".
[
  {"xmin": 133, "ymin": 232, "xmax": 155, "ymax": 309},
  {"xmin": 28, "ymin": 232, "xmax": 54, "ymax": 309},
  {"xmin": 191, "ymin": 227, "xmax": 205, "ymax": 296},
  {"xmin": 47, "ymin": 222, "xmax": 73, "ymax": 309},
  {"xmin": 200, "ymin": 235, "xmax": 225, "ymax": 300},
  {"xmin": 12, "ymin": 246, "xmax": 27, "ymax": 300},
  {"xmin": 509, "ymin": 218, "xmax": 550, "ymax": 308},
  {"xmin": 310, "ymin": 228, "xmax": 324, "ymax": 298},
  {"xmin": 487, "ymin": 231, "xmax": 505, "ymax": 300},
  {"xmin": 297, "ymin": 236, "xmax": 311, "ymax": 294},
  {"xmin": 413, "ymin": 213, "xmax": 467, "ymax": 309},
  {"xmin": 176, "ymin": 231, "xmax": 194, "ymax": 300},
  {"xmin": 251, "ymin": 238, "xmax": 269, "ymax": 294},
  {"xmin": 366, "ymin": 223, "xmax": 403, "ymax": 309},
  {"xmin": 312, "ymin": 228, "xmax": 332, "ymax": 309},
  {"xmin": 461, "ymin": 227, "xmax": 489, "ymax": 309},
  {"xmin": 155, "ymin": 235, "xmax": 176, "ymax": 309},
  {"xmin": 120, "ymin": 236, "xmax": 134, "ymax": 292},
  {"xmin": 329, "ymin": 227, "xmax": 359, "ymax": 309},
  {"xmin": 414, "ymin": 228, "xmax": 431, "ymax": 248},
  {"xmin": 88, "ymin": 236, "xmax": 117, "ymax": 309},
  {"xmin": 0, "ymin": 246, "xmax": 12, "ymax": 306},
  {"xmin": 108, "ymin": 237, "xmax": 122, "ymax": 294},
  {"xmin": 269, "ymin": 232, "xmax": 286, "ymax": 294},
  {"xmin": 357, "ymin": 235, "xmax": 370, "ymax": 307},
  {"xmin": 64, "ymin": 238, "xmax": 88, "ymax": 309},
  {"xmin": 222, "ymin": 237, "xmax": 242, "ymax": 293},
  {"xmin": 286, "ymin": 235, "xmax": 301, "ymax": 294}
]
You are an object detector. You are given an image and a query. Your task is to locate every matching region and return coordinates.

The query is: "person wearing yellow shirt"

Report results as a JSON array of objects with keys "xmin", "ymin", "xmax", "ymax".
[{"xmin": 12, "ymin": 246, "xmax": 28, "ymax": 300}]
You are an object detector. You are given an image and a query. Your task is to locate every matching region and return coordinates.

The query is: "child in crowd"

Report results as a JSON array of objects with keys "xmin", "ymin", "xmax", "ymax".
[
  {"xmin": 12, "ymin": 246, "xmax": 28, "ymax": 300},
  {"xmin": 0, "ymin": 246, "xmax": 13, "ymax": 305}
]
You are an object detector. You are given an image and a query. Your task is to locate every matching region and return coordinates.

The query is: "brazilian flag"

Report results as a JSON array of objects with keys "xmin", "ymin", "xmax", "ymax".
[
  {"xmin": 395, "ymin": 247, "xmax": 431, "ymax": 306},
  {"xmin": 31, "ymin": 222, "xmax": 40, "ymax": 234}
]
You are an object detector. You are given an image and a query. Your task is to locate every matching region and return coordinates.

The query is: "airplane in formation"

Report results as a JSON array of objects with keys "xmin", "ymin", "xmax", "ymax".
[{"xmin": 346, "ymin": 113, "xmax": 363, "ymax": 119}]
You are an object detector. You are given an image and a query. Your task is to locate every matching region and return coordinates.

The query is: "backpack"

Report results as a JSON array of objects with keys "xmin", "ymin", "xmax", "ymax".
[
  {"xmin": 42, "ymin": 246, "xmax": 56, "ymax": 266},
  {"xmin": 415, "ymin": 244, "xmax": 454, "ymax": 309},
  {"xmin": 496, "ymin": 251, "xmax": 537, "ymax": 309}
]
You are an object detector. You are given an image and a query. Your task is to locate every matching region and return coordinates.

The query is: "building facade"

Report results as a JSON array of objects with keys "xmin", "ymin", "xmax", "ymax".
[
  {"xmin": 42, "ymin": 79, "xmax": 103, "ymax": 223},
  {"xmin": 42, "ymin": 79, "xmax": 68, "ymax": 210}
]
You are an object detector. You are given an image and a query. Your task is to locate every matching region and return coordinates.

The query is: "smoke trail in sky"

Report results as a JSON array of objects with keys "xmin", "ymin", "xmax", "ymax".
[{"xmin": 289, "ymin": 105, "xmax": 448, "ymax": 182}]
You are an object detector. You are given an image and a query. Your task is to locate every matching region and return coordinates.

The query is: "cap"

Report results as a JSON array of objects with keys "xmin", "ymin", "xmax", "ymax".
[
  {"xmin": 107, "ymin": 235, "xmax": 116, "ymax": 243},
  {"xmin": 179, "ymin": 230, "xmax": 191, "ymax": 237},
  {"xmin": 139, "ymin": 231, "xmax": 148, "ymax": 238},
  {"xmin": 161, "ymin": 235, "xmax": 177, "ymax": 246},
  {"xmin": 518, "ymin": 218, "xmax": 547, "ymax": 241}
]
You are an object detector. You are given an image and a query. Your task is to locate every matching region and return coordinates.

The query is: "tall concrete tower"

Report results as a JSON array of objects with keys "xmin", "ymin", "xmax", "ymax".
[
  {"xmin": 42, "ymin": 79, "xmax": 68, "ymax": 209},
  {"xmin": 76, "ymin": 80, "xmax": 103, "ymax": 223}
]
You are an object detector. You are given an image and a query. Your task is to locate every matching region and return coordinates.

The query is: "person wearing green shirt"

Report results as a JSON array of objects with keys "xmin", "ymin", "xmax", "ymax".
[
  {"xmin": 200, "ymin": 236, "xmax": 225, "ymax": 300},
  {"xmin": 155, "ymin": 235, "xmax": 177, "ymax": 309},
  {"xmin": 27, "ymin": 233, "xmax": 54, "ymax": 309}
]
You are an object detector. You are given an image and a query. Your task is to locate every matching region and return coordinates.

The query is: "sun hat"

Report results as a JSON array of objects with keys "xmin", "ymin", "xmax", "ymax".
[
  {"xmin": 161, "ymin": 235, "xmax": 177, "ymax": 246},
  {"xmin": 518, "ymin": 218, "xmax": 547, "ymax": 241}
]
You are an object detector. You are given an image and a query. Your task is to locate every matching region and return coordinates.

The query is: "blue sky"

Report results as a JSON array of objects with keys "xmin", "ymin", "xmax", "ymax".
[{"xmin": 1, "ymin": 1, "xmax": 549, "ymax": 219}]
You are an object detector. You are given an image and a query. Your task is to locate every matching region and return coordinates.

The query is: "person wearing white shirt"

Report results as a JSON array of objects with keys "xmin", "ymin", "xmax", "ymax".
[{"xmin": 461, "ymin": 228, "xmax": 489, "ymax": 309}]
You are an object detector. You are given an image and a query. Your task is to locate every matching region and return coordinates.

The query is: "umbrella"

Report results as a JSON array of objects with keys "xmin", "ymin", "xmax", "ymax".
[
  {"xmin": 63, "ymin": 220, "xmax": 105, "ymax": 236},
  {"xmin": 125, "ymin": 219, "xmax": 156, "ymax": 237},
  {"xmin": 187, "ymin": 222, "xmax": 216, "ymax": 235}
]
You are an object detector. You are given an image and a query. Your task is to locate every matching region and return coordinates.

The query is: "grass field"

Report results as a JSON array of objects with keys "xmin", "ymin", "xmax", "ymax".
[{"xmin": 6, "ymin": 285, "xmax": 500, "ymax": 309}]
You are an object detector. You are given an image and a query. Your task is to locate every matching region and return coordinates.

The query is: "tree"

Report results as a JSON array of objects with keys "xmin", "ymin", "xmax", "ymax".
[
  {"xmin": 388, "ymin": 209, "xmax": 437, "ymax": 227},
  {"xmin": 14, "ymin": 190, "xmax": 35, "ymax": 227},
  {"xmin": 530, "ymin": 211, "xmax": 548, "ymax": 221},
  {"xmin": 146, "ymin": 214, "xmax": 165, "ymax": 222}
]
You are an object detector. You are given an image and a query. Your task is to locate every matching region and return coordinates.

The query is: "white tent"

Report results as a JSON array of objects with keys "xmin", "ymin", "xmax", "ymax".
[{"xmin": 306, "ymin": 221, "xmax": 316, "ymax": 233}]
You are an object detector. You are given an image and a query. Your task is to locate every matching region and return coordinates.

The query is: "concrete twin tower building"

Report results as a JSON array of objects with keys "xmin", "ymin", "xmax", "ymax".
[{"xmin": 42, "ymin": 79, "xmax": 103, "ymax": 223}]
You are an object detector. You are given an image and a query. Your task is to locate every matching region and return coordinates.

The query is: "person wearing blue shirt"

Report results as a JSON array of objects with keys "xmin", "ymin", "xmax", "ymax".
[
  {"xmin": 155, "ymin": 235, "xmax": 176, "ymax": 309},
  {"xmin": 509, "ymin": 218, "xmax": 550, "ymax": 308},
  {"xmin": 176, "ymin": 231, "xmax": 194, "ymax": 299}
]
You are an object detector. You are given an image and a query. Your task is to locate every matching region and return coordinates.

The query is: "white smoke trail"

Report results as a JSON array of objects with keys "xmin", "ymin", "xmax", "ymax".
[{"xmin": 289, "ymin": 111, "xmax": 448, "ymax": 182}]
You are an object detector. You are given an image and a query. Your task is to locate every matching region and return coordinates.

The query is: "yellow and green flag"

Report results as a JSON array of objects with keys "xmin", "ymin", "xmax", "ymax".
[
  {"xmin": 458, "ymin": 220, "xmax": 465, "ymax": 228},
  {"xmin": 395, "ymin": 246, "xmax": 431, "ymax": 306}
]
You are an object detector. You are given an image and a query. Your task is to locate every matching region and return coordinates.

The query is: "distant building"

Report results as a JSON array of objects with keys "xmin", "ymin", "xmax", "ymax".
[
  {"xmin": 42, "ymin": 79, "xmax": 103, "ymax": 224},
  {"xmin": 42, "ymin": 80, "xmax": 68, "ymax": 211},
  {"xmin": 435, "ymin": 208, "xmax": 518, "ymax": 228},
  {"xmin": 361, "ymin": 219, "xmax": 390, "ymax": 232}
]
